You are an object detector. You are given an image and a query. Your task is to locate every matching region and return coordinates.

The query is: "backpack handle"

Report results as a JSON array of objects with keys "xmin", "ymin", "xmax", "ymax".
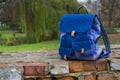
[{"xmin": 77, "ymin": 6, "xmax": 88, "ymax": 14}]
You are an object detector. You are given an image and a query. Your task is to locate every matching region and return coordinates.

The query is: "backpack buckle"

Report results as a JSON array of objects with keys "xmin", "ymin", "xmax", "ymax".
[
  {"xmin": 64, "ymin": 55, "xmax": 67, "ymax": 60},
  {"xmin": 71, "ymin": 30, "xmax": 76, "ymax": 37},
  {"xmin": 81, "ymin": 48, "xmax": 84, "ymax": 54}
]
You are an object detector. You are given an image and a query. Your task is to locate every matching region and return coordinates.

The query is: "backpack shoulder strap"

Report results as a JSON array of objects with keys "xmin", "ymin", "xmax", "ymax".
[{"xmin": 98, "ymin": 18, "xmax": 111, "ymax": 56}]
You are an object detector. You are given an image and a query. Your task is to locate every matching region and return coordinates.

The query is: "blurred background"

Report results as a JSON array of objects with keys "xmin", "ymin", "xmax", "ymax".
[{"xmin": 0, "ymin": 0, "xmax": 120, "ymax": 53}]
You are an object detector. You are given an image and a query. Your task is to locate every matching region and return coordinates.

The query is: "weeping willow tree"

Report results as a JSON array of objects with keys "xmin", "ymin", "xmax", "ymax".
[
  {"xmin": 19, "ymin": 0, "xmax": 26, "ymax": 32},
  {"xmin": 4, "ymin": 0, "xmax": 80, "ymax": 43},
  {"xmin": 3, "ymin": 0, "xmax": 20, "ymax": 30}
]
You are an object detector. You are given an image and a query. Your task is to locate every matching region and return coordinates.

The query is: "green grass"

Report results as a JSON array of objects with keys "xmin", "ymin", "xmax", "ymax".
[
  {"xmin": 1, "ymin": 30, "xmax": 120, "ymax": 53},
  {"xmin": 0, "ymin": 40, "xmax": 60, "ymax": 53},
  {"xmin": 0, "ymin": 30, "xmax": 25, "ymax": 38},
  {"xmin": 117, "ymin": 28, "xmax": 120, "ymax": 32}
]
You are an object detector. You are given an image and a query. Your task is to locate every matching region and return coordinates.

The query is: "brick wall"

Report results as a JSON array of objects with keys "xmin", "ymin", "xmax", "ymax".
[{"xmin": 0, "ymin": 51, "xmax": 120, "ymax": 80}]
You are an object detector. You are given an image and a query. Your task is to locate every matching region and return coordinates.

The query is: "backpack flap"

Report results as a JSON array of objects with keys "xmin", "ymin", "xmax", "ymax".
[{"xmin": 60, "ymin": 14, "xmax": 97, "ymax": 33}]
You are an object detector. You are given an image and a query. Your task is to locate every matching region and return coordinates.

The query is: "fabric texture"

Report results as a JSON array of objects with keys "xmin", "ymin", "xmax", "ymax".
[
  {"xmin": 59, "ymin": 14, "xmax": 110, "ymax": 60},
  {"xmin": 60, "ymin": 14, "xmax": 96, "ymax": 33}
]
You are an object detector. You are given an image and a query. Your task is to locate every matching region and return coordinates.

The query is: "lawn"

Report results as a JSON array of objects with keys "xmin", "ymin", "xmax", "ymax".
[
  {"xmin": 0, "ymin": 30, "xmax": 60, "ymax": 53},
  {"xmin": 0, "ymin": 40, "xmax": 60, "ymax": 53},
  {"xmin": 0, "ymin": 30, "xmax": 120, "ymax": 53},
  {"xmin": 0, "ymin": 30, "xmax": 25, "ymax": 38}
]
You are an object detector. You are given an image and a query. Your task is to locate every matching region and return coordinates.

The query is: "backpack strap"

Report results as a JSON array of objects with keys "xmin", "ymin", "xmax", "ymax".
[
  {"xmin": 77, "ymin": 6, "xmax": 111, "ymax": 57},
  {"xmin": 98, "ymin": 19, "xmax": 111, "ymax": 56}
]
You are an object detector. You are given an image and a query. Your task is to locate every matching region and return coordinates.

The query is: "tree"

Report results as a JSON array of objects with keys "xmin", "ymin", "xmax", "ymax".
[
  {"xmin": 100, "ymin": 0, "xmax": 120, "ymax": 28},
  {"xmin": 1, "ymin": 0, "xmax": 80, "ymax": 43},
  {"xmin": 19, "ymin": 0, "xmax": 80, "ymax": 43}
]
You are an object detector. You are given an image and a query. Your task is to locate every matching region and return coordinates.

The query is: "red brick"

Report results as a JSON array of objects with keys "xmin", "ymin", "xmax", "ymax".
[
  {"xmin": 56, "ymin": 77, "xmax": 75, "ymax": 80},
  {"xmin": 23, "ymin": 78, "xmax": 53, "ymax": 80},
  {"xmin": 69, "ymin": 62, "xmax": 84, "ymax": 72},
  {"xmin": 83, "ymin": 59, "xmax": 108, "ymax": 71},
  {"xmin": 84, "ymin": 75, "xmax": 96, "ymax": 80},
  {"xmin": 23, "ymin": 66, "xmax": 36, "ymax": 76},
  {"xmin": 0, "ymin": 63, "xmax": 7, "ymax": 68},
  {"xmin": 83, "ymin": 61, "xmax": 96, "ymax": 71},
  {"xmin": 36, "ymin": 66, "xmax": 47, "ymax": 75},
  {"xmin": 69, "ymin": 59, "xmax": 108, "ymax": 73},
  {"xmin": 23, "ymin": 63, "xmax": 49, "ymax": 76},
  {"xmin": 95, "ymin": 59, "xmax": 108, "ymax": 71},
  {"xmin": 37, "ymin": 78, "xmax": 53, "ymax": 80},
  {"xmin": 23, "ymin": 78, "xmax": 35, "ymax": 80},
  {"xmin": 98, "ymin": 74, "xmax": 117, "ymax": 80}
]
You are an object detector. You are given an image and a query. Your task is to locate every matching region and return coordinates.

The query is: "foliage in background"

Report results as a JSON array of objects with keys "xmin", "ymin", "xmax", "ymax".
[
  {"xmin": 100, "ymin": 0, "xmax": 120, "ymax": 28},
  {"xmin": 21, "ymin": 0, "xmax": 80, "ymax": 43},
  {"xmin": 0, "ymin": 30, "xmax": 25, "ymax": 46},
  {"xmin": 0, "ymin": 0, "xmax": 80, "ymax": 43}
]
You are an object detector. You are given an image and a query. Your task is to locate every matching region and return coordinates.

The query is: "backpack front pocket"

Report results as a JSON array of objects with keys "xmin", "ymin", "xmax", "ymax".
[
  {"xmin": 72, "ymin": 41, "xmax": 98, "ymax": 60},
  {"xmin": 59, "ymin": 47, "xmax": 73, "ymax": 59},
  {"xmin": 72, "ymin": 41, "xmax": 92, "ymax": 52}
]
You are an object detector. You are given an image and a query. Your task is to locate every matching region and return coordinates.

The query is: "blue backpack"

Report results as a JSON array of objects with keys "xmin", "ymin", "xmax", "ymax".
[{"xmin": 59, "ymin": 6, "xmax": 111, "ymax": 60}]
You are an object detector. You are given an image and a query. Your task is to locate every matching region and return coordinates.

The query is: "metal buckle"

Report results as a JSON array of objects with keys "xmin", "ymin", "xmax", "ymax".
[
  {"xmin": 64, "ymin": 55, "xmax": 67, "ymax": 60},
  {"xmin": 71, "ymin": 30, "xmax": 76, "ymax": 37},
  {"xmin": 81, "ymin": 48, "xmax": 84, "ymax": 54}
]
